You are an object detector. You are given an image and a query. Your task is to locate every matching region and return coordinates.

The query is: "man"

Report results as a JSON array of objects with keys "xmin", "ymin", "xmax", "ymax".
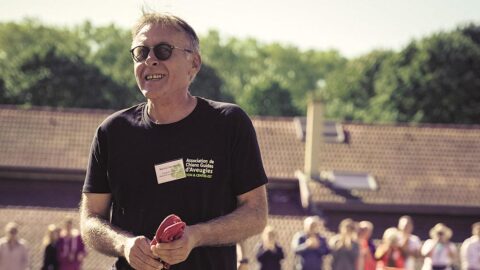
[
  {"xmin": 460, "ymin": 222, "xmax": 480, "ymax": 270},
  {"xmin": 0, "ymin": 222, "xmax": 29, "ymax": 270},
  {"xmin": 421, "ymin": 223, "xmax": 457, "ymax": 270},
  {"xmin": 79, "ymin": 12, "xmax": 268, "ymax": 270},
  {"xmin": 255, "ymin": 226, "xmax": 284, "ymax": 270},
  {"xmin": 358, "ymin": 220, "xmax": 376, "ymax": 270},
  {"xmin": 397, "ymin": 215, "xmax": 421, "ymax": 270},
  {"xmin": 57, "ymin": 218, "xmax": 86, "ymax": 270},
  {"xmin": 291, "ymin": 216, "xmax": 330, "ymax": 270}
]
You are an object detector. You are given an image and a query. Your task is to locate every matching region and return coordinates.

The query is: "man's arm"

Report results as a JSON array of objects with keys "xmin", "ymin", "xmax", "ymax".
[
  {"xmin": 80, "ymin": 193, "xmax": 163, "ymax": 270},
  {"xmin": 152, "ymin": 185, "xmax": 268, "ymax": 265},
  {"xmin": 237, "ymin": 240, "xmax": 250, "ymax": 270}
]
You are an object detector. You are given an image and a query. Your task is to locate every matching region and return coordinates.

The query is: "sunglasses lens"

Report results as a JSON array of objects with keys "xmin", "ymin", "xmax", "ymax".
[
  {"xmin": 131, "ymin": 46, "xmax": 149, "ymax": 62},
  {"xmin": 153, "ymin": 44, "xmax": 173, "ymax": 61}
]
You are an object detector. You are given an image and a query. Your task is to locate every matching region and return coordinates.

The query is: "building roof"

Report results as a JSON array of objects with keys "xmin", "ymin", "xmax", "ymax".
[
  {"xmin": 1, "ymin": 105, "xmax": 480, "ymax": 210},
  {"xmin": 308, "ymin": 123, "xmax": 480, "ymax": 210},
  {"xmin": 0, "ymin": 105, "xmax": 108, "ymax": 171}
]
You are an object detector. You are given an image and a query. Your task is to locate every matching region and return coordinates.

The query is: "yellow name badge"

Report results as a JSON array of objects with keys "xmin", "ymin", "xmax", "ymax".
[{"xmin": 154, "ymin": 158, "xmax": 187, "ymax": 184}]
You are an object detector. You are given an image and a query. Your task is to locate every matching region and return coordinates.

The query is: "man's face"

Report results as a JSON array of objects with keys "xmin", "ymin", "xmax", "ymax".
[
  {"xmin": 132, "ymin": 24, "xmax": 199, "ymax": 101},
  {"xmin": 305, "ymin": 219, "xmax": 321, "ymax": 234},
  {"xmin": 472, "ymin": 225, "xmax": 480, "ymax": 237},
  {"xmin": 65, "ymin": 221, "xmax": 73, "ymax": 231},
  {"xmin": 7, "ymin": 227, "xmax": 18, "ymax": 241},
  {"xmin": 398, "ymin": 218, "xmax": 413, "ymax": 234}
]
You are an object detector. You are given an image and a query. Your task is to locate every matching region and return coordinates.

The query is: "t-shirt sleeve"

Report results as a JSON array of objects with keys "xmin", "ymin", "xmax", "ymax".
[
  {"xmin": 83, "ymin": 126, "xmax": 111, "ymax": 193},
  {"xmin": 228, "ymin": 107, "xmax": 268, "ymax": 195}
]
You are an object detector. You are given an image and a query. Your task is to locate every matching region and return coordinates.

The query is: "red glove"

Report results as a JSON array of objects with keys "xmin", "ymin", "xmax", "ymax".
[{"xmin": 151, "ymin": 214, "xmax": 186, "ymax": 269}]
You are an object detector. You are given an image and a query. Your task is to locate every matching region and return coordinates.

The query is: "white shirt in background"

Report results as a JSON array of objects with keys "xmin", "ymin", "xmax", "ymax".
[
  {"xmin": 421, "ymin": 239, "xmax": 457, "ymax": 270},
  {"xmin": 461, "ymin": 236, "xmax": 480, "ymax": 270},
  {"xmin": 400, "ymin": 234, "xmax": 422, "ymax": 270},
  {"xmin": 0, "ymin": 237, "xmax": 29, "ymax": 270}
]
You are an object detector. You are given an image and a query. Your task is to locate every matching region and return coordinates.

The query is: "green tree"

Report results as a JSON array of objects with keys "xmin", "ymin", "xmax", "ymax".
[
  {"xmin": 458, "ymin": 23, "xmax": 480, "ymax": 46},
  {"xmin": 0, "ymin": 19, "xmax": 89, "ymax": 104},
  {"xmin": 375, "ymin": 31, "xmax": 480, "ymax": 124},
  {"xmin": 242, "ymin": 80, "xmax": 299, "ymax": 116},
  {"xmin": 322, "ymin": 50, "xmax": 394, "ymax": 121},
  {"xmin": 321, "ymin": 25, "xmax": 480, "ymax": 124},
  {"xmin": 19, "ymin": 46, "xmax": 133, "ymax": 109},
  {"xmin": 200, "ymin": 30, "xmax": 345, "ymax": 115},
  {"xmin": 0, "ymin": 20, "xmax": 138, "ymax": 108},
  {"xmin": 190, "ymin": 64, "xmax": 233, "ymax": 102}
]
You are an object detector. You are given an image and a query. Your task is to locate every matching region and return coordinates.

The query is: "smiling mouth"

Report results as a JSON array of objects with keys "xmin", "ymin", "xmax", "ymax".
[{"xmin": 145, "ymin": 74, "xmax": 166, "ymax": 81}]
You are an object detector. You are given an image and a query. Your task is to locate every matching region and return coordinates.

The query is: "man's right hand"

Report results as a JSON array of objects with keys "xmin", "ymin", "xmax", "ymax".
[
  {"xmin": 306, "ymin": 236, "xmax": 320, "ymax": 249},
  {"xmin": 124, "ymin": 236, "xmax": 164, "ymax": 270}
]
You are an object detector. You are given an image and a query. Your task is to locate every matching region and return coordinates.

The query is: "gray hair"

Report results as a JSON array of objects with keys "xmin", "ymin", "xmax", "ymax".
[{"xmin": 132, "ymin": 12, "xmax": 200, "ymax": 52}]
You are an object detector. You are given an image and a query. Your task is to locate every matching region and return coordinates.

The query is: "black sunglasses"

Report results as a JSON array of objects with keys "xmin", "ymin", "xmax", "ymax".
[{"xmin": 130, "ymin": 42, "xmax": 193, "ymax": 62}]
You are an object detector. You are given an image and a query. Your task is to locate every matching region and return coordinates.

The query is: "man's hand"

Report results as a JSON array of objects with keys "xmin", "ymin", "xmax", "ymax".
[
  {"xmin": 124, "ymin": 236, "xmax": 164, "ymax": 270},
  {"xmin": 151, "ymin": 226, "xmax": 198, "ymax": 265},
  {"xmin": 306, "ymin": 236, "xmax": 320, "ymax": 249},
  {"xmin": 237, "ymin": 263, "xmax": 249, "ymax": 270}
]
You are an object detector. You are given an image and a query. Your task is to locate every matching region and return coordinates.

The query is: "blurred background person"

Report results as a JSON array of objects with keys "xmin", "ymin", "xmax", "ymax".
[
  {"xmin": 292, "ymin": 216, "xmax": 330, "ymax": 270},
  {"xmin": 358, "ymin": 221, "xmax": 376, "ymax": 270},
  {"xmin": 460, "ymin": 222, "xmax": 480, "ymax": 270},
  {"xmin": 397, "ymin": 216, "xmax": 422, "ymax": 270},
  {"xmin": 0, "ymin": 222, "xmax": 29, "ymax": 270},
  {"xmin": 57, "ymin": 218, "xmax": 86, "ymax": 270},
  {"xmin": 329, "ymin": 218, "xmax": 359, "ymax": 270},
  {"xmin": 255, "ymin": 225, "xmax": 284, "ymax": 270},
  {"xmin": 421, "ymin": 223, "xmax": 457, "ymax": 270},
  {"xmin": 237, "ymin": 241, "xmax": 249, "ymax": 270},
  {"xmin": 42, "ymin": 224, "xmax": 60, "ymax": 270},
  {"xmin": 375, "ymin": 227, "xmax": 406, "ymax": 270}
]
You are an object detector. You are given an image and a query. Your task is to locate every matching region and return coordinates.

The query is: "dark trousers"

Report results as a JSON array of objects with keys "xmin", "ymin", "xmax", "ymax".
[{"xmin": 111, "ymin": 257, "xmax": 134, "ymax": 270}]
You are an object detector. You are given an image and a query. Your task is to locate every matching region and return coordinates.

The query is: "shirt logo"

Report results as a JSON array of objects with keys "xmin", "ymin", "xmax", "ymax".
[{"xmin": 185, "ymin": 158, "xmax": 214, "ymax": 179}]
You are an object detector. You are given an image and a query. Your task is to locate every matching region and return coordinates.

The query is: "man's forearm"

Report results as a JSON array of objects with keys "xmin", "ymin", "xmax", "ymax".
[
  {"xmin": 80, "ymin": 210, "xmax": 130, "ymax": 257},
  {"xmin": 191, "ymin": 191, "xmax": 267, "ymax": 247}
]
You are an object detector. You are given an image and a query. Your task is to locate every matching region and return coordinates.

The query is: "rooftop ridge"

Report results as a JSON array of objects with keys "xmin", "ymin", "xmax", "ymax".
[
  {"xmin": 1, "ymin": 104, "xmax": 479, "ymax": 130},
  {"xmin": 0, "ymin": 104, "xmax": 114, "ymax": 115}
]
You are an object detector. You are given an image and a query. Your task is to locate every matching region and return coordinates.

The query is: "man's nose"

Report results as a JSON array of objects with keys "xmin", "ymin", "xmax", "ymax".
[{"xmin": 145, "ymin": 50, "xmax": 159, "ymax": 66}]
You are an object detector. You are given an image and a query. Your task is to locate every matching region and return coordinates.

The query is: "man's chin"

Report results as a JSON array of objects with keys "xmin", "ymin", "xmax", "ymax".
[{"xmin": 140, "ymin": 88, "xmax": 163, "ymax": 99}]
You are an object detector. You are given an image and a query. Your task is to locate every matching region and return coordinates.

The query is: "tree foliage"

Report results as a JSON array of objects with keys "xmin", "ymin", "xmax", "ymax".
[
  {"xmin": 1, "ymin": 20, "xmax": 479, "ymax": 123},
  {"xmin": 242, "ymin": 80, "xmax": 299, "ymax": 116},
  {"xmin": 322, "ymin": 50, "xmax": 394, "ymax": 121},
  {"xmin": 199, "ymin": 30, "xmax": 346, "ymax": 114},
  {"xmin": 322, "ymin": 26, "xmax": 480, "ymax": 124}
]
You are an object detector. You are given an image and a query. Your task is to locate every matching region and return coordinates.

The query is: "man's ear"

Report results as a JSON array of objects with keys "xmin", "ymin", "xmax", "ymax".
[
  {"xmin": 192, "ymin": 52, "xmax": 202, "ymax": 71},
  {"xmin": 189, "ymin": 53, "xmax": 202, "ymax": 82}
]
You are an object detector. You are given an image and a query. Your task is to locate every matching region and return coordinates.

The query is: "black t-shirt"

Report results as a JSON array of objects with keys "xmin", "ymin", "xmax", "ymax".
[{"xmin": 83, "ymin": 97, "xmax": 268, "ymax": 270}]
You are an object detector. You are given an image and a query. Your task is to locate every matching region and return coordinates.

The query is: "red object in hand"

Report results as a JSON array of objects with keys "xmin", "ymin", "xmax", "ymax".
[
  {"xmin": 151, "ymin": 214, "xmax": 186, "ymax": 269},
  {"xmin": 151, "ymin": 214, "xmax": 186, "ymax": 245}
]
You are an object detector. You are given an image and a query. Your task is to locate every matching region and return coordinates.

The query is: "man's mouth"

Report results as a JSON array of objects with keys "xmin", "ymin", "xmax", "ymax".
[{"xmin": 145, "ymin": 74, "xmax": 166, "ymax": 81}]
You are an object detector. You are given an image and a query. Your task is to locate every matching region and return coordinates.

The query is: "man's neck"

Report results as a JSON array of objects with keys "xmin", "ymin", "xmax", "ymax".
[
  {"xmin": 7, "ymin": 238, "xmax": 18, "ymax": 246},
  {"xmin": 147, "ymin": 94, "xmax": 197, "ymax": 124}
]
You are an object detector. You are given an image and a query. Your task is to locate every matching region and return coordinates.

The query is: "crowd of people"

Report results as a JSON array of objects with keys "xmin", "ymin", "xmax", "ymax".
[
  {"xmin": 252, "ymin": 216, "xmax": 480, "ymax": 270},
  {"xmin": 0, "ymin": 218, "xmax": 86, "ymax": 270},
  {"xmin": 0, "ymin": 216, "xmax": 478, "ymax": 270}
]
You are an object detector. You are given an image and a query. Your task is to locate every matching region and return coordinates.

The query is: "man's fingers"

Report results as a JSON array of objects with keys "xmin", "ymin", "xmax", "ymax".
[
  {"xmin": 130, "ymin": 248, "xmax": 163, "ymax": 270},
  {"xmin": 125, "ymin": 236, "xmax": 163, "ymax": 270},
  {"xmin": 138, "ymin": 237, "xmax": 160, "ymax": 258},
  {"xmin": 154, "ymin": 245, "xmax": 190, "ymax": 265}
]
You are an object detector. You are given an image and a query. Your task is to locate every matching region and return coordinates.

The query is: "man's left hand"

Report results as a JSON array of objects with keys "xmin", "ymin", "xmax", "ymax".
[
  {"xmin": 151, "ymin": 226, "xmax": 199, "ymax": 265},
  {"xmin": 237, "ymin": 263, "xmax": 249, "ymax": 270}
]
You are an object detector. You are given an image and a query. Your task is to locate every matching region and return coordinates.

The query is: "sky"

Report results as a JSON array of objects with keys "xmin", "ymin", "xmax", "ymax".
[{"xmin": 1, "ymin": 0, "xmax": 479, "ymax": 58}]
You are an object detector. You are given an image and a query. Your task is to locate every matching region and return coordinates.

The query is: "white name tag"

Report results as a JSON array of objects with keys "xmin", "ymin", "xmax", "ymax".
[{"xmin": 154, "ymin": 158, "xmax": 187, "ymax": 184}]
